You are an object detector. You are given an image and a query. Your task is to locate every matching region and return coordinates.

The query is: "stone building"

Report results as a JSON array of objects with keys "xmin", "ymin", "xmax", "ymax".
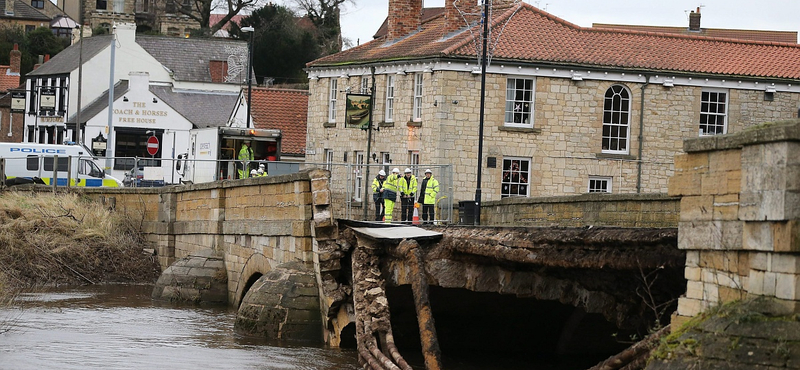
[
  {"xmin": 304, "ymin": 0, "xmax": 800, "ymax": 204},
  {"xmin": 74, "ymin": 0, "xmax": 196, "ymax": 36},
  {"xmin": 0, "ymin": 0, "xmax": 54, "ymax": 31}
]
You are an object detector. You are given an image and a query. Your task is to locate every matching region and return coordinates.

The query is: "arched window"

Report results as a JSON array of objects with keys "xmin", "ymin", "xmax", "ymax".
[{"xmin": 602, "ymin": 85, "xmax": 631, "ymax": 154}]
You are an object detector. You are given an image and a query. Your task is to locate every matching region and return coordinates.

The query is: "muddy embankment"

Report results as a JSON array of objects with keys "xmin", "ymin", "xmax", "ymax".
[{"xmin": 0, "ymin": 191, "xmax": 161, "ymax": 295}]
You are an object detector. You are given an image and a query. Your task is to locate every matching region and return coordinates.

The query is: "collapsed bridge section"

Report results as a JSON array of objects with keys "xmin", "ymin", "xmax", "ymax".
[{"xmin": 316, "ymin": 224, "xmax": 684, "ymax": 368}]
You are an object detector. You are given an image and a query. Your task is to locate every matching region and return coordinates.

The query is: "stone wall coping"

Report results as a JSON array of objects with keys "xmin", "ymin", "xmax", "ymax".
[
  {"xmin": 76, "ymin": 168, "xmax": 327, "ymax": 195},
  {"xmin": 482, "ymin": 192, "xmax": 678, "ymax": 206},
  {"xmin": 684, "ymin": 119, "xmax": 800, "ymax": 153}
]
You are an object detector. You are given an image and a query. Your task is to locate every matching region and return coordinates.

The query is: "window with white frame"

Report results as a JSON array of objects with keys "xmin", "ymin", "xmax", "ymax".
[
  {"xmin": 588, "ymin": 176, "xmax": 612, "ymax": 193},
  {"xmin": 328, "ymin": 79, "xmax": 338, "ymax": 123},
  {"xmin": 602, "ymin": 85, "xmax": 631, "ymax": 153},
  {"xmin": 379, "ymin": 152, "xmax": 391, "ymax": 175},
  {"xmin": 413, "ymin": 73, "xmax": 423, "ymax": 121},
  {"xmin": 360, "ymin": 76, "xmax": 370, "ymax": 95},
  {"xmin": 353, "ymin": 151, "xmax": 364, "ymax": 202},
  {"xmin": 324, "ymin": 149, "xmax": 334, "ymax": 171},
  {"xmin": 501, "ymin": 158, "xmax": 530, "ymax": 198},
  {"xmin": 408, "ymin": 150, "xmax": 419, "ymax": 176},
  {"xmin": 700, "ymin": 89, "xmax": 728, "ymax": 136},
  {"xmin": 504, "ymin": 78, "xmax": 535, "ymax": 127},
  {"xmin": 385, "ymin": 75, "xmax": 395, "ymax": 122}
]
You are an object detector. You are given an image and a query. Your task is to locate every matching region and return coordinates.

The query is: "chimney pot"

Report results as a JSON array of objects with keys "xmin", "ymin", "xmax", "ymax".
[{"xmin": 689, "ymin": 8, "xmax": 701, "ymax": 31}]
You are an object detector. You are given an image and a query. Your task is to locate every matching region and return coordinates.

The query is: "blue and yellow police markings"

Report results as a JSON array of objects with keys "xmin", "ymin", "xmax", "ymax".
[{"xmin": 8, "ymin": 176, "xmax": 120, "ymax": 187}]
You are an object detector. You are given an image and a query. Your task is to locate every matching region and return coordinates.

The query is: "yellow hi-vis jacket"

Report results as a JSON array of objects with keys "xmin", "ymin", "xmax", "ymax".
[
  {"xmin": 382, "ymin": 173, "xmax": 400, "ymax": 199},
  {"xmin": 422, "ymin": 177, "xmax": 439, "ymax": 204},
  {"xmin": 398, "ymin": 174, "xmax": 417, "ymax": 197}
]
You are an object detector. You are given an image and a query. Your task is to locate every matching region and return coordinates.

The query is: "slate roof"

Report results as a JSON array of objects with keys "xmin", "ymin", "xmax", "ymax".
[
  {"xmin": 66, "ymin": 80, "xmax": 129, "ymax": 124},
  {"xmin": 28, "ymin": 31, "xmax": 252, "ymax": 84},
  {"xmin": 248, "ymin": 87, "xmax": 308, "ymax": 156},
  {"xmin": 0, "ymin": 0, "xmax": 50, "ymax": 21},
  {"xmin": 28, "ymin": 35, "xmax": 112, "ymax": 76},
  {"xmin": 592, "ymin": 24, "xmax": 798, "ymax": 44},
  {"xmin": 136, "ymin": 35, "xmax": 249, "ymax": 84},
  {"xmin": 150, "ymin": 85, "xmax": 238, "ymax": 128},
  {"xmin": 309, "ymin": 3, "xmax": 800, "ymax": 80}
]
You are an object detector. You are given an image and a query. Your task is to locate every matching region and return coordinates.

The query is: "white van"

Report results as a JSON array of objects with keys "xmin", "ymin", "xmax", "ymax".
[{"xmin": 0, "ymin": 143, "xmax": 123, "ymax": 187}]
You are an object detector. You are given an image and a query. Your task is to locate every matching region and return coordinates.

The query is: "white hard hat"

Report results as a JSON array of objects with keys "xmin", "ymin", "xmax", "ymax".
[
  {"xmin": 250, "ymin": 169, "xmax": 258, "ymax": 175},
  {"xmin": 378, "ymin": 170, "xmax": 386, "ymax": 176},
  {"xmin": 404, "ymin": 168, "xmax": 412, "ymax": 173},
  {"xmin": 392, "ymin": 168, "xmax": 400, "ymax": 173},
  {"xmin": 425, "ymin": 169, "xmax": 432, "ymax": 174},
  {"xmin": 259, "ymin": 163, "xmax": 265, "ymax": 168}
]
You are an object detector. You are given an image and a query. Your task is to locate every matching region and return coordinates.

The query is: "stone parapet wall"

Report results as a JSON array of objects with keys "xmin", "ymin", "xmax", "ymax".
[
  {"xmin": 669, "ymin": 119, "xmax": 800, "ymax": 327},
  {"xmin": 77, "ymin": 169, "xmax": 327, "ymax": 304},
  {"xmin": 482, "ymin": 193, "xmax": 679, "ymax": 227}
]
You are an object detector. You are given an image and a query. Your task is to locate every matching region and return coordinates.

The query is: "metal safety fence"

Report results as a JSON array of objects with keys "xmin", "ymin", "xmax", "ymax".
[{"xmin": 0, "ymin": 154, "xmax": 453, "ymax": 224}]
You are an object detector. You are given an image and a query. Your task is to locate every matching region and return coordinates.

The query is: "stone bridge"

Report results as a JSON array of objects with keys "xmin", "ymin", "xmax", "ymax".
[
  {"xmin": 70, "ymin": 119, "xmax": 800, "ymax": 370},
  {"xmin": 74, "ymin": 168, "xmax": 683, "ymax": 366}
]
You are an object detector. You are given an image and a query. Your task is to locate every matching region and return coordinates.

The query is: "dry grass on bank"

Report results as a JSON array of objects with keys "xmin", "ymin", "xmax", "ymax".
[{"xmin": 0, "ymin": 191, "xmax": 161, "ymax": 295}]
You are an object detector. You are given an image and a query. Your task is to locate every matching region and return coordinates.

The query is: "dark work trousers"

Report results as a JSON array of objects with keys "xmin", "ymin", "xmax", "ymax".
[
  {"xmin": 375, "ymin": 199, "xmax": 384, "ymax": 221},
  {"xmin": 400, "ymin": 196, "xmax": 414, "ymax": 223},
  {"xmin": 421, "ymin": 204, "xmax": 434, "ymax": 224}
]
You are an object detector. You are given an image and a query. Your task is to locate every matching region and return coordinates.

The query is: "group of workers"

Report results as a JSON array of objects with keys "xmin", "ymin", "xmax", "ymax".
[
  {"xmin": 238, "ymin": 141, "xmax": 268, "ymax": 178},
  {"xmin": 239, "ymin": 141, "xmax": 439, "ymax": 223},
  {"xmin": 372, "ymin": 167, "xmax": 439, "ymax": 224}
]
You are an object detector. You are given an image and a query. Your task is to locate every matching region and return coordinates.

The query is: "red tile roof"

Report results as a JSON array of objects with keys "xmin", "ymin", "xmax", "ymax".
[
  {"xmin": 0, "ymin": 66, "xmax": 19, "ymax": 92},
  {"xmin": 309, "ymin": 4, "xmax": 800, "ymax": 80},
  {"xmin": 209, "ymin": 14, "xmax": 244, "ymax": 29},
  {"xmin": 372, "ymin": 7, "xmax": 445, "ymax": 40},
  {"xmin": 249, "ymin": 88, "xmax": 309, "ymax": 156},
  {"xmin": 592, "ymin": 24, "xmax": 798, "ymax": 44}
]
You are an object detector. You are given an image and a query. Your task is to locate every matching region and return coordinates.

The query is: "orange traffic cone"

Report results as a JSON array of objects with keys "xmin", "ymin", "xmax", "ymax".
[{"xmin": 412, "ymin": 205, "xmax": 420, "ymax": 225}]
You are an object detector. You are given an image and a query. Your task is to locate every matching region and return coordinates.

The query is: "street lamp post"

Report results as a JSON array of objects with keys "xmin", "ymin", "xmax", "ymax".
[
  {"xmin": 76, "ymin": 24, "xmax": 83, "ymax": 146},
  {"xmin": 474, "ymin": 0, "xmax": 490, "ymax": 225},
  {"xmin": 241, "ymin": 26, "xmax": 255, "ymax": 129}
]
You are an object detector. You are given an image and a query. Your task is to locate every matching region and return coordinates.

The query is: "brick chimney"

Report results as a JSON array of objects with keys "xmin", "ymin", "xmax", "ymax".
[
  {"xmin": 209, "ymin": 60, "xmax": 228, "ymax": 83},
  {"xmin": 444, "ymin": 0, "xmax": 516, "ymax": 34},
  {"xmin": 9, "ymin": 44, "xmax": 20, "ymax": 75},
  {"xmin": 387, "ymin": 0, "xmax": 422, "ymax": 39},
  {"xmin": 689, "ymin": 7, "xmax": 701, "ymax": 31}
]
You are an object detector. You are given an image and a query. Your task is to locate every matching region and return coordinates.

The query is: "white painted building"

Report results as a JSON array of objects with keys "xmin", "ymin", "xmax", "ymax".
[{"xmin": 23, "ymin": 22, "xmax": 254, "ymax": 183}]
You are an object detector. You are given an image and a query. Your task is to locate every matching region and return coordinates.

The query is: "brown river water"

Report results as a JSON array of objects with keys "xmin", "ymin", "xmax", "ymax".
[
  {"xmin": 0, "ymin": 285, "xmax": 361, "ymax": 370},
  {"xmin": 0, "ymin": 284, "xmax": 604, "ymax": 369}
]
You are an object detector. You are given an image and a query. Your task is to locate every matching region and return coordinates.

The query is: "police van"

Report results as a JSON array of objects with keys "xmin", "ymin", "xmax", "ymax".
[{"xmin": 0, "ymin": 143, "xmax": 123, "ymax": 187}]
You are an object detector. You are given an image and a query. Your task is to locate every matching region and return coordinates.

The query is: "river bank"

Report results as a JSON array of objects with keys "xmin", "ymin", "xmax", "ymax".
[{"xmin": 0, "ymin": 191, "xmax": 161, "ymax": 297}]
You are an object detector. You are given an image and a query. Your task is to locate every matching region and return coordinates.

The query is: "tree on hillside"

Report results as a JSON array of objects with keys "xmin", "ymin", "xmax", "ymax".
[
  {"xmin": 27, "ymin": 27, "xmax": 69, "ymax": 59},
  {"xmin": 231, "ymin": 4, "xmax": 322, "ymax": 85},
  {"xmin": 170, "ymin": 0, "xmax": 259, "ymax": 36},
  {"xmin": 291, "ymin": 0, "xmax": 352, "ymax": 54},
  {"xmin": 0, "ymin": 26, "xmax": 67, "ymax": 77}
]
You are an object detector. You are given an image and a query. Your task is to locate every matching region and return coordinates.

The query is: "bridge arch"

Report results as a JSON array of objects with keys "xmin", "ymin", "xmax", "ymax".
[{"xmin": 233, "ymin": 252, "xmax": 272, "ymax": 307}]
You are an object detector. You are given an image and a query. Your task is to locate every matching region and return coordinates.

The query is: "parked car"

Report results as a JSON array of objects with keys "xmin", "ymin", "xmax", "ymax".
[{"xmin": 123, "ymin": 167, "xmax": 166, "ymax": 187}]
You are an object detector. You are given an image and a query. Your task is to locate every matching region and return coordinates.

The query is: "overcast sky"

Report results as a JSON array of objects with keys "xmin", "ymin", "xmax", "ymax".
[{"xmin": 317, "ymin": 0, "xmax": 800, "ymax": 47}]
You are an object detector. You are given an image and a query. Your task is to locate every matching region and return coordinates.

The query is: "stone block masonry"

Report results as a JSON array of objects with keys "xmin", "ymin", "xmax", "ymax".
[
  {"xmin": 77, "ymin": 169, "xmax": 328, "ymax": 306},
  {"xmin": 671, "ymin": 119, "xmax": 800, "ymax": 328}
]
